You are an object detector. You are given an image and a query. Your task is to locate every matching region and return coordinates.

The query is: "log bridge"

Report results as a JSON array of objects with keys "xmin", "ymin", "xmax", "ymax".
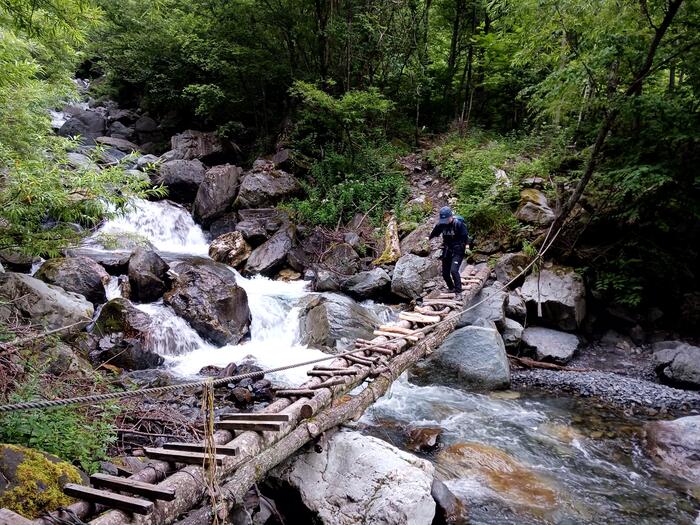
[{"xmin": 2, "ymin": 265, "xmax": 490, "ymax": 525}]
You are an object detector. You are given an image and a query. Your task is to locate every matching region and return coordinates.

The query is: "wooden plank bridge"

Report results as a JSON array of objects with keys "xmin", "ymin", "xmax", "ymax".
[{"xmin": 1, "ymin": 264, "xmax": 490, "ymax": 525}]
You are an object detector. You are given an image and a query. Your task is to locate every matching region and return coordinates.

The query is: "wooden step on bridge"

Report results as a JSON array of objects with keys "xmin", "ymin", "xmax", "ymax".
[{"xmin": 3, "ymin": 265, "xmax": 490, "ymax": 525}]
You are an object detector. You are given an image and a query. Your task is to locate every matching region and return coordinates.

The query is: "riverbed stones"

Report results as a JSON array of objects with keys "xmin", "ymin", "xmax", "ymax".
[
  {"xmin": 400, "ymin": 222, "xmax": 435, "ymax": 256},
  {"xmin": 502, "ymin": 318, "xmax": 524, "ymax": 349},
  {"xmin": 298, "ymin": 293, "xmax": 380, "ymax": 352},
  {"xmin": 269, "ymin": 431, "xmax": 436, "ymax": 525},
  {"xmin": 88, "ymin": 298, "xmax": 163, "ymax": 370},
  {"xmin": 652, "ymin": 341, "xmax": 700, "ymax": 389},
  {"xmin": 209, "ymin": 231, "xmax": 252, "ymax": 269},
  {"xmin": 515, "ymin": 189, "xmax": 554, "ymax": 226},
  {"xmin": 235, "ymin": 162, "xmax": 301, "ymax": 208},
  {"xmin": 458, "ymin": 284, "xmax": 507, "ymax": 331},
  {"xmin": 505, "ymin": 292, "xmax": 527, "ymax": 323},
  {"xmin": 244, "ymin": 224, "xmax": 295, "ymax": 276},
  {"xmin": 169, "ymin": 129, "xmax": 224, "ymax": 162},
  {"xmin": 521, "ymin": 267, "xmax": 586, "ymax": 331},
  {"xmin": 156, "ymin": 159, "xmax": 207, "ymax": 202},
  {"xmin": 95, "ymin": 136, "xmax": 140, "ymax": 153},
  {"xmin": 34, "ymin": 256, "xmax": 110, "ymax": 305},
  {"xmin": 209, "ymin": 212, "xmax": 238, "ymax": 238},
  {"xmin": 0, "ymin": 272, "xmax": 93, "ymax": 331},
  {"xmin": 521, "ymin": 326, "xmax": 579, "ymax": 364},
  {"xmin": 646, "ymin": 415, "xmax": 700, "ymax": 484},
  {"xmin": 192, "ymin": 164, "xmax": 242, "ymax": 226},
  {"xmin": 164, "ymin": 261, "xmax": 251, "ymax": 345},
  {"xmin": 127, "ymin": 248, "xmax": 170, "ymax": 302},
  {"xmin": 391, "ymin": 254, "xmax": 441, "ymax": 300},
  {"xmin": 417, "ymin": 321, "xmax": 510, "ymax": 390},
  {"xmin": 58, "ymin": 108, "xmax": 106, "ymax": 142},
  {"xmin": 341, "ymin": 268, "xmax": 391, "ymax": 299}
]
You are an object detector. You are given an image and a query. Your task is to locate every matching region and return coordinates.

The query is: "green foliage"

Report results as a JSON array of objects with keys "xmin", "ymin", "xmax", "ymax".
[{"xmin": 0, "ymin": 373, "xmax": 118, "ymax": 473}]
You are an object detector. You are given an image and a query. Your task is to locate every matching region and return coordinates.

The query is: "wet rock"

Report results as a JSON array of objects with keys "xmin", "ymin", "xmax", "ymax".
[
  {"xmin": 417, "ymin": 321, "xmax": 510, "ymax": 390},
  {"xmin": 135, "ymin": 154, "xmax": 159, "ymax": 170},
  {"xmin": 288, "ymin": 228, "xmax": 325, "ymax": 272},
  {"xmin": 107, "ymin": 121, "xmax": 134, "ymax": 141},
  {"xmin": 209, "ymin": 232, "xmax": 252, "ymax": 269},
  {"xmin": 63, "ymin": 247, "xmax": 132, "ymax": 275},
  {"xmin": 521, "ymin": 327, "xmax": 579, "ymax": 364},
  {"xmin": 192, "ymin": 165, "xmax": 242, "ymax": 226},
  {"xmin": 238, "ymin": 208, "xmax": 288, "ymax": 234},
  {"xmin": 312, "ymin": 270, "xmax": 342, "ymax": 293},
  {"xmin": 128, "ymin": 248, "xmax": 170, "ymax": 302},
  {"xmin": 431, "ymin": 479, "xmax": 469, "ymax": 525},
  {"xmin": 95, "ymin": 136, "xmax": 140, "ymax": 153},
  {"xmin": 406, "ymin": 426, "xmax": 443, "ymax": 452},
  {"xmin": 521, "ymin": 267, "xmax": 586, "ymax": 331},
  {"xmin": 58, "ymin": 109, "xmax": 105, "ymax": 142},
  {"xmin": 235, "ymin": 220, "xmax": 268, "ymax": 246},
  {"xmin": 66, "ymin": 152, "xmax": 97, "ymax": 170},
  {"xmin": 230, "ymin": 387, "xmax": 254, "ymax": 406},
  {"xmin": 320, "ymin": 243, "xmax": 360, "ymax": 277},
  {"xmin": 0, "ymin": 250, "xmax": 39, "ymax": 273},
  {"xmin": 391, "ymin": 254, "xmax": 441, "ymax": 300},
  {"xmin": 45, "ymin": 343, "xmax": 94, "ymax": 377},
  {"xmin": 92, "ymin": 231, "xmax": 154, "ymax": 252},
  {"xmin": 244, "ymin": 225, "xmax": 295, "ymax": 276},
  {"xmin": 494, "ymin": 252, "xmax": 530, "ymax": 286},
  {"xmin": 252, "ymin": 379, "xmax": 274, "ymax": 401},
  {"xmin": 298, "ymin": 293, "xmax": 381, "ymax": 352},
  {"xmin": 646, "ymin": 415, "xmax": 700, "ymax": 484},
  {"xmin": 269, "ymin": 431, "xmax": 436, "ymax": 525},
  {"xmin": 502, "ymin": 318, "xmax": 524, "ymax": 349},
  {"xmin": 165, "ymin": 260, "xmax": 251, "ymax": 345},
  {"xmin": 34, "ymin": 256, "xmax": 109, "ymax": 305},
  {"xmin": 156, "ymin": 159, "xmax": 207, "ymax": 203},
  {"xmin": 341, "ymin": 268, "xmax": 391, "ymax": 300},
  {"xmin": 343, "ymin": 231, "xmax": 361, "ymax": 250},
  {"xmin": 169, "ymin": 130, "xmax": 225, "ymax": 162},
  {"xmin": 400, "ymin": 222, "xmax": 436, "ymax": 257},
  {"xmin": 0, "ymin": 444, "xmax": 87, "ymax": 518},
  {"xmin": 235, "ymin": 162, "xmax": 301, "ymax": 208},
  {"xmin": 458, "ymin": 284, "xmax": 507, "ymax": 331},
  {"xmin": 505, "ymin": 292, "xmax": 527, "ymax": 323},
  {"xmin": 515, "ymin": 189, "xmax": 554, "ymax": 226},
  {"xmin": 652, "ymin": 341, "xmax": 700, "ymax": 389},
  {"xmin": 88, "ymin": 298, "xmax": 163, "ymax": 370},
  {"xmin": 0, "ymin": 272, "xmax": 93, "ymax": 331},
  {"xmin": 277, "ymin": 269, "xmax": 301, "ymax": 281},
  {"xmin": 209, "ymin": 212, "xmax": 239, "ymax": 238}
]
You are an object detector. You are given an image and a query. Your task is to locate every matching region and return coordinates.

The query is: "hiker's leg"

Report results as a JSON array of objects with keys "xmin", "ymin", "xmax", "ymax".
[
  {"xmin": 442, "ymin": 251, "xmax": 454, "ymax": 290},
  {"xmin": 451, "ymin": 251, "xmax": 464, "ymax": 293}
]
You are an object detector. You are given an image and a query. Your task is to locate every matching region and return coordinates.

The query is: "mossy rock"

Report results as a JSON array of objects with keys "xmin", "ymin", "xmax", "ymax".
[
  {"xmin": 93, "ymin": 231, "xmax": 154, "ymax": 251},
  {"xmin": 0, "ymin": 444, "xmax": 87, "ymax": 518}
]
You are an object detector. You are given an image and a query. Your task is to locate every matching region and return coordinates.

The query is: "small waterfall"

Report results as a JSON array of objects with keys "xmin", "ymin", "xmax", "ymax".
[
  {"xmin": 137, "ymin": 302, "xmax": 213, "ymax": 356},
  {"xmin": 97, "ymin": 199, "xmax": 210, "ymax": 255},
  {"xmin": 105, "ymin": 276, "xmax": 122, "ymax": 300}
]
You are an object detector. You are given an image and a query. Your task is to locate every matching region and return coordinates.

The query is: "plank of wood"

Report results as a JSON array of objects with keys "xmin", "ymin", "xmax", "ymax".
[
  {"xmin": 143, "ymin": 447, "xmax": 225, "ymax": 466},
  {"xmin": 63, "ymin": 484, "xmax": 153, "ymax": 515},
  {"xmin": 415, "ymin": 305, "xmax": 450, "ymax": 316},
  {"xmin": 422, "ymin": 299, "xmax": 461, "ymax": 308},
  {"xmin": 373, "ymin": 330, "xmax": 420, "ymax": 342},
  {"xmin": 399, "ymin": 312, "xmax": 441, "ymax": 324},
  {"xmin": 220, "ymin": 413, "xmax": 290, "ymax": 422},
  {"xmin": 354, "ymin": 344, "xmax": 393, "ymax": 355},
  {"xmin": 163, "ymin": 442, "xmax": 240, "ymax": 456},
  {"xmin": 90, "ymin": 473, "xmax": 176, "ymax": 501},
  {"xmin": 216, "ymin": 420, "xmax": 284, "ymax": 432},
  {"xmin": 307, "ymin": 369, "xmax": 357, "ymax": 377},
  {"xmin": 377, "ymin": 325, "xmax": 415, "ymax": 335},
  {"xmin": 274, "ymin": 389, "xmax": 315, "ymax": 397},
  {"xmin": 312, "ymin": 378, "xmax": 347, "ymax": 389},
  {"xmin": 344, "ymin": 354, "xmax": 376, "ymax": 366}
]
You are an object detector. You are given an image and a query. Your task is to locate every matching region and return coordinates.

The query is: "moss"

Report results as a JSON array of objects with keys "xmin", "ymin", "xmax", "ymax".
[
  {"xmin": 0, "ymin": 444, "xmax": 82, "ymax": 518},
  {"xmin": 94, "ymin": 231, "xmax": 151, "ymax": 250}
]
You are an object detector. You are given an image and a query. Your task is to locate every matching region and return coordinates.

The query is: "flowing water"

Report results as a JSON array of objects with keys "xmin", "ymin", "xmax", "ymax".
[{"xmin": 93, "ymin": 198, "xmax": 698, "ymax": 524}]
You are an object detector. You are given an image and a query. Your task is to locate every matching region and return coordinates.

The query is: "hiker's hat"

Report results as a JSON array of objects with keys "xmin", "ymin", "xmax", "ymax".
[{"xmin": 438, "ymin": 206, "xmax": 454, "ymax": 225}]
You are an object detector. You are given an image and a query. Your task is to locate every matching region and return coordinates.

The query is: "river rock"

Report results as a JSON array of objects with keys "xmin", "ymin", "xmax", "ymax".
[
  {"xmin": 494, "ymin": 252, "xmax": 530, "ymax": 286},
  {"xmin": 63, "ymin": 247, "xmax": 132, "ymax": 275},
  {"xmin": 107, "ymin": 121, "xmax": 135, "ymax": 141},
  {"xmin": 652, "ymin": 341, "xmax": 700, "ymax": 389},
  {"xmin": 505, "ymin": 292, "xmax": 527, "ymax": 323},
  {"xmin": 235, "ymin": 220, "xmax": 268, "ymax": 246},
  {"xmin": 0, "ymin": 444, "xmax": 87, "ymax": 518},
  {"xmin": 515, "ymin": 189, "xmax": 554, "ymax": 226},
  {"xmin": 244, "ymin": 225, "xmax": 295, "ymax": 276},
  {"xmin": 58, "ymin": 108, "xmax": 105, "ymax": 142},
  {"xmin": 320, "ymin": 243, "xmax": 360, "ymax": 277},
  {"xmin": 391, "ymin": 254, "xmax": 441, "ymax": 300},
  {"xmin": 288, "ymin": 228, "xmax": 326, "ymax": 272},
  {"xmin": 646, "ymin": 415, "xmax": 700, "ymax": 484},
  {"xmin": 156, "ymin": 159, "xmax": 207, "ymax": 202},
  {"xmin": 209, "ymin": 232, "xmax": 252, "ymax": 269},
  {"xmin": 192, "ymin": 165, "xmax": 242, "ymax": 226},
  {"xmin": 0, "ymin": 250, "xmax": 38, "ymax": 273},
  {"xmin": 431, "ymin": 479, "xmax": 469, "ymax": 525},
  {"xmin": 238, "ymin": 208, "xmax": 288, "ymax": 233},
  {"xmin": 341, "ymin": 268, "xmax": 391, "ymax": 299},
  {"xmin": 312, "ymin": 270, "xmax": 342, "ymax": 293},
  {"xmin": 269, "ymin": 431, "xmax": 436, "ymax": 525},
  {"xmin": 521, "ymin": 267, "xmax": 586, "ymax": 331},
  {"xmin": 417, "ymin": 320, "xmax": 510, "ymax": 390},
  {"xmin": 458, "ymin": 284, "xmax": 507, "ymax": 331},
  {"xmin": 164, "ymin": 260, "xmax": 250, "ymax": 345},
  {"xmin": 0, "ymin": 272, "xmax": 93, "ymax": 331},
  {"xmin": 235, "ymin": 162, "xmax": 301, "ymax": 208},
  {"xmin": 66, "ymin": 152, "xmax": 97, "ymax": 171},
  {"xmin": 298, "ymin": 293, "xmax": 381, "ymax": 352},
  {"xmin": 400, "ymin": 222, "xmax": 436, "ymax": 257},
  {"xmin": 34, "ymin": 256, "xmax": 109, "ymax": 305},
  {"xmin": 88, "ymin": 298, "xmax": 163, "ymax": 370},
  {"xmin": 209, "ymin": 212, "xmax": 239, "ymax": 238},
  {"xmin": 170, "ymin": 129, "xmax": 224, "ymax": 162},
  {"xmin": 128, "ymin": 248, "xmax": 170, "ymax": 302},
  {"xmin": 521, "ymin": 326, "xmax": 579, "ymax": 364},
  {"xmin": 95, "ymin": 136, "xmax": 140, "ymax": 153},
  {"xmin": 407, "ymin": 426, "xmax": 443, "ymax": 452},
  {"xmin": 502, "ymin": 318, "xmax": 524, "ymax": 349}
]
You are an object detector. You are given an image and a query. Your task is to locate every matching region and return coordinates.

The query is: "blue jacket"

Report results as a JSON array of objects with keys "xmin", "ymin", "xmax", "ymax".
[{"xmin": 428, "ymin": 216, "xmax": 469, "ymax": 251}]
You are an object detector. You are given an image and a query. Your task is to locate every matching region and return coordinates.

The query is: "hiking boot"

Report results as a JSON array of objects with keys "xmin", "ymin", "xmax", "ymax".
[{"xmin": 454, "ymin": 292, "xmax": 463, "ymax": 301}]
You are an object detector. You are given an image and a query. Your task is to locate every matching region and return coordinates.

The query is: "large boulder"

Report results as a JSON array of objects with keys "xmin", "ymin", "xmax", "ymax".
[
  {"xmin": 319, "ymin": 243, "xmax": 360, "ymax": 277},
  {"xmin": 521, "ymin": 267, "xmax": 586, "ymax": 331},
  {"xmin": 156, "ymin": 159, "xmax": 207, "ymax": 203},
  {"xmin": 515, "ymin": 189, "xmax": 554, "ymax": 226},
  {"xmin": 269, "ymin": 431, "xmax": 436, "ymax": 525},
  {"xmin": 0, "ymin": 250, "xmax": 39, "ymax": 273},
  {"xmin": 505, "ymin": 291, "xmax": 527, "ymax": 323},
  {"xmin": 391, "ymin": 255, "xmax": 441, "ymax": 300},
  {"xmin": 494, "ymin": 252, "xmax": 530, "ymax": 286},
  {"xmin": 400, "ymin": 222, "xmax": 437, "ymax": 257},
  {"xmin": 415, "ymin": 321, "xmax": 510, "ymax": 390},
  {"xmin": 209, "ymin": 232, "xmax": 252, "ymax": 269},
  {"xmin": 288, "ymin": 228, "xmax": 326, "ymax": 272},
  {"xmin": 298, "ymin": 293, "xmax": 381, "ymax": 352},
  {"xmin": 502, "ymin": 318, "xmax": 524, "ymax": 349},
  {"xmin": 521, "ymin": 326, "xmax": 579, "ymax": 364},
  {"xmin": 95, "ymin": 136, "xmax": 140, "ymax": 153},
  {"xmin": 235, "ymin": 162, "xmax": 301, "ymax": 208},
  {"xmin": 209, "ymin": 212, "xmax": 239, "ymax": 238},
  {"xmin": 652, "ymin": 341, "xmax": 700, "ymax": 389},
  {"xmin": 127, "ymin": 248, "xmax": 170, "ymax": 302},
  {"xmin": 34, "ymin": 256, "xmax": 109, "ymax": 305},
  {"xmin": 164, "ymin": 261, "xmax": 250, "ymax": 345},
  {"xmin": 341, "ymin": 268, "xmax": 391, "ymax": 300},
  {"xmin": 88, "ymin": 298, "xmax": 163, "ymax": 370},
  {"xmin": 458, "ymin": 284, "xmax": 507, "ymax": 331},
  {"xmin": 0, "ymin": 444, "xmax": 86, "ymax": 519},
  {"xmin": 58, "ymin": 109, "xmax": 105, "ymax": 142},
  {"xmin": 169, "ymin": 129, "xmax": 224, "ymax": 162},
  {"xmin": 0, "ymin": 273, "xmax": 93, "ymax": 331},
  {"xmin": 244, "ymin": 225, "xmax": 295, "ymax": 276},
  {"xmin": 192, "ymin": 165, "xmax": 242, "ymax": 226},
  {"xmin": 646, "ymin": 415, "xmax": 700, "ymax": 484}
]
